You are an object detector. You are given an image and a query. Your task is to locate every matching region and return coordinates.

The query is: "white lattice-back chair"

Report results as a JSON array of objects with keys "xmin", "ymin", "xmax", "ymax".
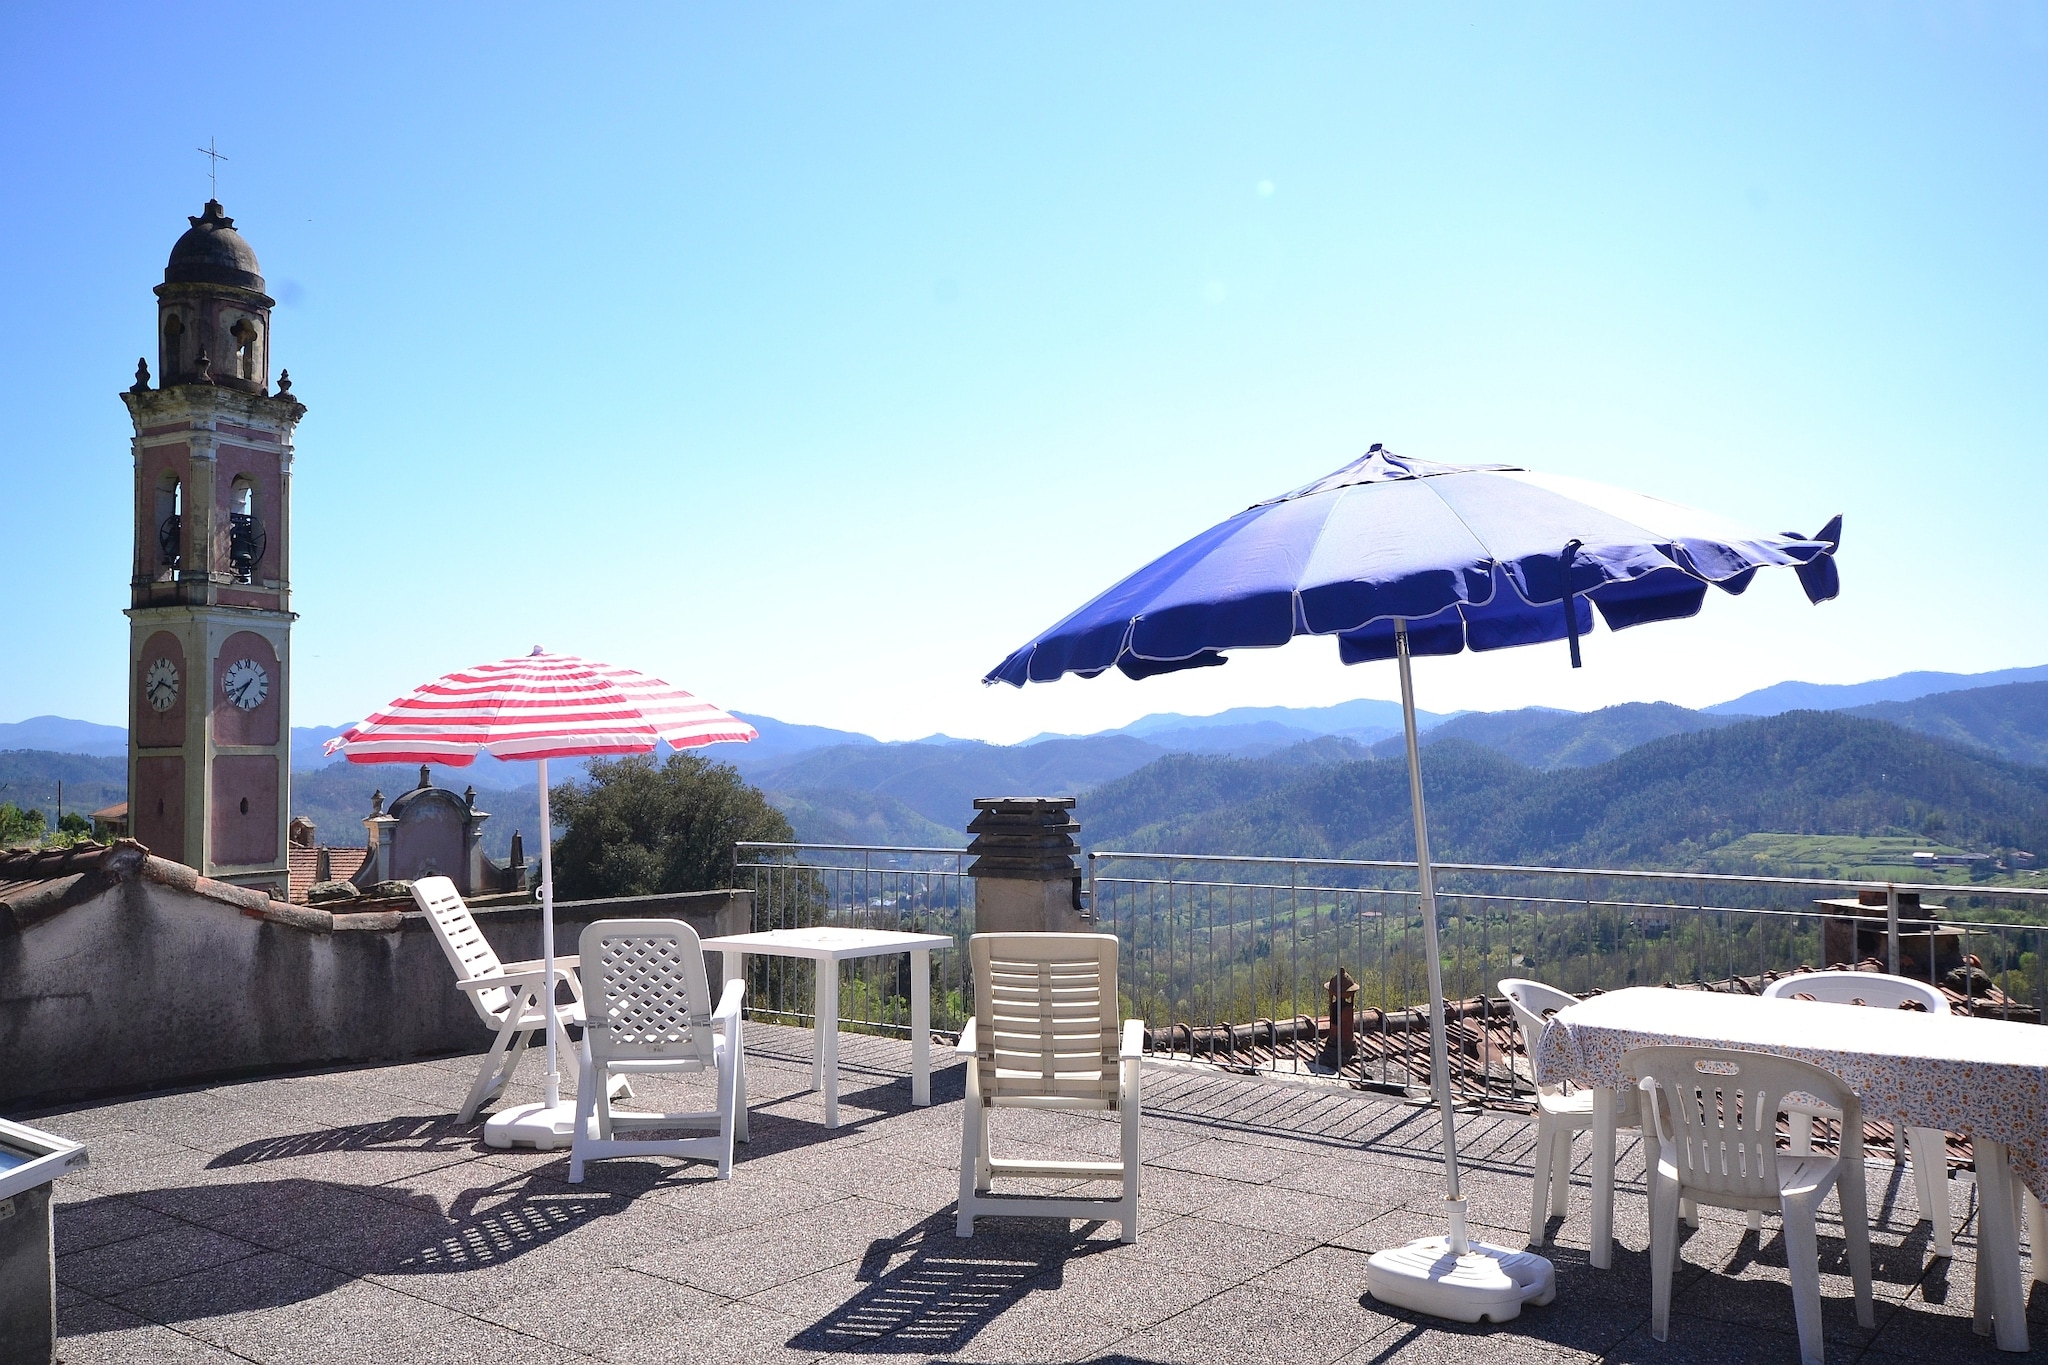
[
  {"xmin": 1761, "ymin": 970, "xmax": 1953, "ymax": 1255},
  {"xmin": 955, "ymin": 932, "xmax": 1143, "ymax": 1243},
  {"xmin": 568, "ymin": 918, "xmax": 747, "ymax": 1182},
  {"xmin": 1499, "ymin": 978, "xmax": 1645, "ymax": 1248},
  {"xmin": 1629, "ymin": 1045, "xmax": 1873, "ymax": 1365},
  {"xmin": 413, "ymin": 876, "xmax": 600, "ymax": 1123}
]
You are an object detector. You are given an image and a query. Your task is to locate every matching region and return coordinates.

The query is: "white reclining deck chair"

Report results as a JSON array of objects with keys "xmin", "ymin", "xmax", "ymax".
[
  {"xmin": 569, "ymin": 918, "xmax": 747, "ymax": 1183},
  {"xmin": 414, "ymin": 876, "xmax": 622, "ymax": 1123},
  {"xmin": 1630, "ymin": 1045, "xmax": 1874, "ymax": 1365},
  {"xmin": 1761, "ymin": 970, "xmax": 1954, "ymax": 1256},
  {"xmin": 956, "ymin": 932, "xmax": 1143, "ymax": 1244},
  {"xmin": 1499, "ymin": 977, "xmax": 1644, "ymax": 1249}
]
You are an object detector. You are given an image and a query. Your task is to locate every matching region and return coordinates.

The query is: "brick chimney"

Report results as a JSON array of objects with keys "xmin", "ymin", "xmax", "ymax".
[{"xmin": 966, "ymin": 797, "xmax": 1090, "ymax": 934}]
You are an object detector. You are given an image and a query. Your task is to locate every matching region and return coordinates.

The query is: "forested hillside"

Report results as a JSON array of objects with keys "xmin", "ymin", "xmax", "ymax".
[
  {"xmin": 1850, "ymin": 682, "xmax": 2048, "ymax": 769},
  {"xmin": 1080, "ymin": 711, "xmax": 2048, "ymax": 870},
  {"xmin": 1378, "ymin": 701, "xmax": 1742, "ymax": 769}
]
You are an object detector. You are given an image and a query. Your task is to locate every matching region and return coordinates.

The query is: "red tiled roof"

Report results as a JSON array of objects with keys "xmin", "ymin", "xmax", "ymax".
[{"xmin": 287, "ymin": 845, "xmax": 369, "ymax": 905}]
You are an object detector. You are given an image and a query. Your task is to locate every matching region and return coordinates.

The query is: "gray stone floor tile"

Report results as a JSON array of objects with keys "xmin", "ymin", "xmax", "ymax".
[
  {"xmin": 105, "ymin": 1247, "xmax": 351, "ymax": 1334},
  {"xmin": 54, "ymin": 1299, "xmax": 247, "ymax": 1364},
  {"xmin": 52, "ymin": 1191, "xmax": 182, "ymax": 1255},
  {"xmin": 1126, "ymin": 1281, "xmax": 1401, "ymax": 1365},
  {"xmin": 57, "ymin": 1222, "xmax": 264, "ymax": 1296},
  {"xmin": 479, "ymin": 1269, "xmax": 721, "ymax": 1354},
  {"xmin": 1197, "ymin": 1181, "xmax": 1387, "ymax": 1241},
  {"xmin": 603, "ymin": 1297, "xmax": 821, "ymax": 1364}
]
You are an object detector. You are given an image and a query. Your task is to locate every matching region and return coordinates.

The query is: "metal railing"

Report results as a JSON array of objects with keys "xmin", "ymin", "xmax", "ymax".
[
  {"xmin": 732, "ymin": 842, "xmax": 976, "ymax": 1040},
  {"xmin": 732, "ymin": 841, "xmax": 2048, "ymax": 1107},
  {"xmin": 1090, "ymin": 850, "xmax": 2048, "ymax": 1104}
]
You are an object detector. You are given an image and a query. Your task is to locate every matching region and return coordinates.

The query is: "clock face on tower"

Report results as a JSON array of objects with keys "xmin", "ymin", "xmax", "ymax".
[
  {"xmin": 223, "ymin": 658, "xmax": 269, "ymax": 711},
  {"xmin": 144, "ymin": 657, "xmax": 180, "ymax": 712}
]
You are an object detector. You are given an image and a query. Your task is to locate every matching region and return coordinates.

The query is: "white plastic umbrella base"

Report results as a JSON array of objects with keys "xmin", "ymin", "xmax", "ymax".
[
  {"xmin": 482, "ymin": 1101, "xmax": 586, "ymax": 1150},
  {"xmin": 1365, "ymin": 1237, "xmax": 1556, "ymax": 1324}
]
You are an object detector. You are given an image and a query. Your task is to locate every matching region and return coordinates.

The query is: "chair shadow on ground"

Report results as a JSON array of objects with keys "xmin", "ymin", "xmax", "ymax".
[
  {"xmin": 789, "ymin": 1211, "xmax": 1111, "ymax": 1355},
  {"xmin": 62, "ymin": 1167, "xmax": 652, "ymax": 1330},
  {"xmin": 205, "ymin": 1114, "xmax": 478, "ymax": 1167}
]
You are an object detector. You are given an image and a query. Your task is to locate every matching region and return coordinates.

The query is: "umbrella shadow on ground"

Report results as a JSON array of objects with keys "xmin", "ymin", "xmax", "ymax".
[
  {"xmin": 60, "ymin": 1170, "xmax": 646, "ymax": 1329},
  {"xmin": 205, "ymin": 1114, "xmax": 477, "ymax": 1167},
  {"xmin": 789, "ymin": 1211, "xmax": 1111, "ymax": 1355}
]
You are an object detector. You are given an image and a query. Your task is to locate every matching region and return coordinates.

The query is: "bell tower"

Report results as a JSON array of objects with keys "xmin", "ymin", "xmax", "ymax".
[{"xmin": 122, "ymin": 200, "xmax": 304, "ymax": 897}]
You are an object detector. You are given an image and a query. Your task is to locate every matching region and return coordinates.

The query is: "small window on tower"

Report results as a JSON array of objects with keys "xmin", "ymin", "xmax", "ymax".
[
  {"xmin": 161, "ymin": 314, "xmax": 184, "ymax": 378},
  {"xmin": 230, "ymin": 318, "xmax": 259, "ymax": 380}
]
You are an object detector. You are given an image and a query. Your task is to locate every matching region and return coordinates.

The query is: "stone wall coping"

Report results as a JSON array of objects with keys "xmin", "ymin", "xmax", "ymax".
[{"xmin": 0, "ymin": 838, "xmax": 747, "ymax": 939}]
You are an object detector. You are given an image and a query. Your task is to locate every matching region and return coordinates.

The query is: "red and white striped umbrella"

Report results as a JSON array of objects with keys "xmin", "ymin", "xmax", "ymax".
[
  {"xmin": 322, "ymin": 648, "xmax": 755, "ymax": 1146},
  {"xmin": 323, "ymin": 648, "xmax": 756, "ymax": 763}
]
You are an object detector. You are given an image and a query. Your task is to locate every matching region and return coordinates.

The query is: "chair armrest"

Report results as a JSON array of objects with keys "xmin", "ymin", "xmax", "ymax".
[
  {"xmin": 713, "ymin": 978, "xmax": 746, "ymax": 1024},
  {"xmin": 455, "ymin": 968, "xmax": 552, "ymax": 996},
  {"xmin": 500, "ymin": 955, "xmax": 578, "ymax": 976},
  {"xmin": 1121, "ymin": 1019, "xmax": 1144, "ymax": 1062},
  {"xmin": 956, "ymin": 1018, "xmax": 978, "ymax": 1055}
]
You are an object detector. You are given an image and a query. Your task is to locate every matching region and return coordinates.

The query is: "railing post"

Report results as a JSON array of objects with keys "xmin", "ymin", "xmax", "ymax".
[{"xmin": 1886, "ymin": 883, "xmax": 1901, "ymax": 976}]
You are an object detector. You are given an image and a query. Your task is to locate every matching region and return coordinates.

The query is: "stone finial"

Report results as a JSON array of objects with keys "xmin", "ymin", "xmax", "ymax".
[
  {"xmin": 370, "ymin": 790, "xmax": 384, "ymax": 816},
  {"xmin": 417, "ymin": 764, "xmax": 432, "ymax": 790},
  {"xmin": 194, "ymin": 348, "xmax": 213, "ymax": 383},
  {"xmin": 131, "ymin": 357, "xmax": 151, "ymax": 392},
  {"xmin": 276, "ymin": 369, "xmax": 292, "ymax": 396},
  {"xmin": 463, "ymin": 784, "xmax": 476, "ymax": 810}
]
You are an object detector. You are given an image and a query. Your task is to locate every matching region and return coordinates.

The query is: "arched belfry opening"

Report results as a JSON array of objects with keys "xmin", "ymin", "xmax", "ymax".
[
  {"xmin": 227, "ymin": 475, "xmax": 263, "ymax": 583},
  {"xmin": 155, "ymin": 472, "xmax": 182, "ymax": 575},
  {"xmin": 161, "ymin": 313, "xmax": 184, "ymax": 382}
]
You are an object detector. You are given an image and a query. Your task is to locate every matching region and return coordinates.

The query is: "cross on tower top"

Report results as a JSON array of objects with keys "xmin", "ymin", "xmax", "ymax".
[{"xmin": 196, "ymin": 138, "xmax": 227, "ymax": 198}]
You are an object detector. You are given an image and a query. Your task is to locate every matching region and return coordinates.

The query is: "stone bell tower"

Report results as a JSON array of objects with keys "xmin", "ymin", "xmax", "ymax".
[{"xmin": 121, "ymin": 200, "xmax": 304, "ymax": 897}]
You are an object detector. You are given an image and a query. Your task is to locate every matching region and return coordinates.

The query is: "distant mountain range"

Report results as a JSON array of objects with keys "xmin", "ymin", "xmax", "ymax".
[{"xmin": 12, "ymin": 663, "xmax": 2048, "ymax": 853}]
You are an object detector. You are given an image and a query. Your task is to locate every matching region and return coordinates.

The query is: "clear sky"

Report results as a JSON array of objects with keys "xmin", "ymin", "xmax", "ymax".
[{"xmin": 2, "ymin": 4, "xmax": 2043, "ymax": 743}]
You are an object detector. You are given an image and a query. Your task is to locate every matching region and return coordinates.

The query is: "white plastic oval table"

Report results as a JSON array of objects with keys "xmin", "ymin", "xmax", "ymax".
[
  {"xmin": 1536, "ymin": 986, "xmax": 2048, "ymax": 1352},
  {"xmin": 701, "ymin": 927, "xmax": 953, "ymax": 1129}
]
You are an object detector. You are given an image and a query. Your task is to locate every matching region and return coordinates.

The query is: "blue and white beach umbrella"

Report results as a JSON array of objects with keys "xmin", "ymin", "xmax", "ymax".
[{"xmin": 986, "ymin": 444, "xmax": 1841, "ymax": 1322}]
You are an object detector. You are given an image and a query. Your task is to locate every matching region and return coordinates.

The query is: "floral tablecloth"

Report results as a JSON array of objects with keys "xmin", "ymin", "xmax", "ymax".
[{"xmin": 1535, "ymin": 986, "xmax": 2048, "ymax": 1201}]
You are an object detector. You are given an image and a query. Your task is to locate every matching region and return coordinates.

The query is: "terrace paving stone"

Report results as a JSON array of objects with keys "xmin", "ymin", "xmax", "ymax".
[{"xmin": 27, "ymin": 1020, "xmax": 2041, "ymax": 1365}]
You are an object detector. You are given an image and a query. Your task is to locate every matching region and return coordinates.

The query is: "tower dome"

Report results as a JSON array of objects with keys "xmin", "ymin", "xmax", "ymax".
[{"xmin": 164, "ymin": 200, "xmax": 265, "ymax": 291}]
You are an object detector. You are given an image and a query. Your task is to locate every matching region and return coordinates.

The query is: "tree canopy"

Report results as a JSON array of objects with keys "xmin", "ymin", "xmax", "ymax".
[{"xmin": 550, "ymin": 753, "xmax": 792, "ymax": 899}]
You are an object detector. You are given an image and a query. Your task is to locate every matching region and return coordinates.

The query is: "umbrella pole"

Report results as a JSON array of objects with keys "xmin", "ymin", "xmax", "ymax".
[
  {"xmin": 538, "ymin": 757, "xmax": 560, "ymax": 1109},
  {"xmin": 1394, "ymin": 620, "xmax": 1468, "ymax": 1254}
]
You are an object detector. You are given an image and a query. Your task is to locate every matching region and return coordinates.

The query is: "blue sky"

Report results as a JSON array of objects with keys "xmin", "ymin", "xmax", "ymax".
[{"xmin": 2, "ymin": 4, "xmax": 2043, "ymax": 743}]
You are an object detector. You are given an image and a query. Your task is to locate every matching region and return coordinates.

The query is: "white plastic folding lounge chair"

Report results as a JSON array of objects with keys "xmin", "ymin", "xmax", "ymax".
[
  {"xmin": 413, "ymin": 875, "xmax": 620, "ymax": 1123},
  {"xmin": 1760, "ymin": 970, "xmax": 1954, "ymax": 1256},
  {"xmin": 568, "ymin": 917, "xmax": 747, "ymax": 1183},
  {"xmin": 957, "ymin": 932, "xmax": 1143, "ymax": 1243},
  {"xmin": 1630, "ymin": 1045, "xmax": 1874, "ymax": 1365},
  {"xmin": 1499, "ymin": 977, "xmax": 1644, "ymax": 1248}
]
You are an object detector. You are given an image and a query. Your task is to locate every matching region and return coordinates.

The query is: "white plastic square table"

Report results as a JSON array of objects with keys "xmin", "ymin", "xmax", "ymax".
[{"xmin": 700, "ymin": 927, "xmax": 953, "ymax": 1129}]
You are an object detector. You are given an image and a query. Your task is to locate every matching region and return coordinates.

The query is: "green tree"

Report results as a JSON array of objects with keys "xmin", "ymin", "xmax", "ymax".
[
  {"xmin": 550, "ymin": 753, "xmax": 793, "ymax": 899},
  {"xmin": 0, "ymin": 803, "xmax": 47, "ymax": 847}
]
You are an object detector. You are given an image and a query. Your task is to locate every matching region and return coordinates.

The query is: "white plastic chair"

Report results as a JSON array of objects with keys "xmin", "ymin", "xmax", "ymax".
[
  {"xmin": 1761, "ymin": 970, "xmax": 1953, "ymax": 1256},
  {"xmin": 568, "ymin": 917, "xmax": 747, "ymax": 1183},
  {"xmin": 414, "ymin": 875, "xmax": 609, "ymax": 1123},
  {"xmin": 1499, "ymin": 977, "xmax": 1643, "ymax": 1248},
  {"xmin": 956, "ymin": 932, "xmax": 1143, "ymax": 1243},
  {"xmin": 1630, "ymin": 1045, "xmax": 1874, "ymax": 1365}
]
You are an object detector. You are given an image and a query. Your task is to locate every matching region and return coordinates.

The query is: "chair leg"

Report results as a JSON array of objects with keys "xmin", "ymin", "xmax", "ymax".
[
  {"xmin": 1681, "ymin": 1197, "xmax": 1698, "ymax": 1228},
  {"xmin": 1550, "ymin": 1129, "xmax": 1573, "ymax": 1217},
  {"xmin": 1528, "ymin": 1115, "xmax": 1554, "ymax": 1248},
  {"xmin": 1838, "ymin": 1150, "xmax": 1875, "ymax": 1328},
  {"xmin": 1781, "ymin": 1192, "xmax": 1826, "ymax": 1365},
  {"xmin": 957, "ymin": 1083, "xmax": 982, "ymax": 1238},
  {"xmin": 734, "ymin": 1015, "xmax": 750, "ymax": 1144},
  {"xmin": 459, "ymin": 1010, "xmax": 529, "ymax": 1123},
  {"xmin": 1907, "ymin": 1125, "xmax": 1953, "ymax": 1256},
  {"xmin": 2027, "ymin": 1189, "xmax": 2045, "ymax": 1288},
  {"xmin": 1118, "ymin": 1059, "xmax": 1141, "ymax": 1244},
  {"xmin": 1746, "ymin": 1209, "xmax": 1763, "ymax": 1234},
  {"xmin": 1649, "ymin": 1167, "xmax": 1680, "ymax": 1343},
  {"xmin": 568, "ymin": 1041, "xmax": 597, "ymax": 1184},
  {"xmin": 715, "ymin": 1036, "xmax": 737, "ymax": 1181}
]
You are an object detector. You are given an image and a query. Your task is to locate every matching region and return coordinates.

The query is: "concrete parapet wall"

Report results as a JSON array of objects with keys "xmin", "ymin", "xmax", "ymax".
[{"xmin": 0, "ymin": 847, "xmax": 748, "ymax": 1110}]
